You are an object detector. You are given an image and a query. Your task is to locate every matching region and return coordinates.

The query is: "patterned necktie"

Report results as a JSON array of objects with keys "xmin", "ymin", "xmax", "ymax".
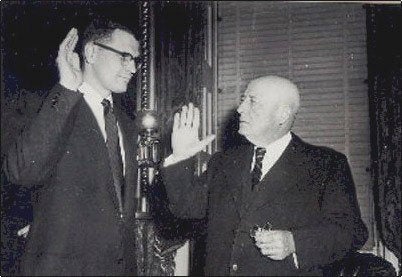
[
  {"xmin": 251, "ymin": 147, "xmax": 266, "ymax": 190},
  {"xmin": 102, "ymin": 99, "xmax": 124, "ymax": 213}
]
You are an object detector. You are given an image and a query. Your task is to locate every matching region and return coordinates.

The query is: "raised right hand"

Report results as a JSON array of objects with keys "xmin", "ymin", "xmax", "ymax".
[
  {"xmin": 56, "ymin": 28, "xmax": 83, "ymax": 91},
  {"xmin": 171, "ymin": 103, "xmax": 215, "ymax": 162}
]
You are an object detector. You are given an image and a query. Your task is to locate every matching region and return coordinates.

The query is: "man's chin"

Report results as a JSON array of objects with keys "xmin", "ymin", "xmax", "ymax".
[
  {"xmin": 238, "ymin": 126, "xmax": 247, "ymax": 136},
  {"xmin": 238, "ymin": 128, "xmax": 255, "ymax": 143},
  {"xmin": 238, "ymin": 130, "xmax": 250, "ymax": 141},
  {"xmin": 112, "ymin": 86, "xmax": 128, "ymax": 94}
]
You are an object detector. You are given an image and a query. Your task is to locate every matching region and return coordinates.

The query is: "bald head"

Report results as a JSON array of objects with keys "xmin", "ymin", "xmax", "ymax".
[
  {"xmin": 237, "ymin": 75, "xmax": 301, "ymax": 146},
  {"xmin": 251, "ymin": 75, "xmax": 300, "ymax": 115}
]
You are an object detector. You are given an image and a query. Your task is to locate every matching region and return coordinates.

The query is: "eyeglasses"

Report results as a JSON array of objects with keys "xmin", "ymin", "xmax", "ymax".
[
  {"xmin": 250, "ymin": 221, "xmax": 273, "ymax": 240},
  {"xmin": 94, "ymin": 41, "xmax": 142, "ymax": 68}
]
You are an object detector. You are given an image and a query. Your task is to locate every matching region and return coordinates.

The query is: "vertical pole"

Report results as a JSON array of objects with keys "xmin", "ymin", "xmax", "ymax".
[
  {"xmin": 135, "ymin": 2, "xmax": 153, "ymax": 276},
  {"xmin": 135, "ymin": 2, "xmax": 176, "ymax": 275}
]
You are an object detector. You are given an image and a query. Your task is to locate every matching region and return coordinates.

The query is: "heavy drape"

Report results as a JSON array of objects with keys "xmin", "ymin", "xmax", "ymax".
[
  {"xmin": 152, "ymin": 2, "xmax": 210, "ymax": 275},
  {"xmin": 366, "ymin": 4, "xmax": 401, "ymax": 264}
]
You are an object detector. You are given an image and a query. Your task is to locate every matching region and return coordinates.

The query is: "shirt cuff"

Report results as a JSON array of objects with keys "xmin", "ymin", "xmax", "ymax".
[
  {"xmin": 163, "ymin": 154, "xmax": 191, "ymax": 167},
  {"xmin": 163, "ymin": 154, "xmax": 177, "ymax": 167},
  {"xmin": 293, "ymin": 253, "xmax": 299, "ymax": 269}
]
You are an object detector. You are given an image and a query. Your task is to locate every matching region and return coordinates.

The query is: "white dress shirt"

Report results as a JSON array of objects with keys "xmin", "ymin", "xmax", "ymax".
[
  {"xmin": 251, "ymin": 132, "xmax": 292, "ymax": 179},
  {"xmin": 78, "ymin": 82, "xmax": 126, "ymax": 175}
]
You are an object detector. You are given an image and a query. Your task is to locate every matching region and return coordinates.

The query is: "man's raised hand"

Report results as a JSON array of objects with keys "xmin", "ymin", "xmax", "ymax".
[
  {"xmin": 171, "ymin": 103, "xmax": 215, "ymax": 162},
  {"xmin": 56, "ymin": 28, "xmax": 83, "ymax": 91}
]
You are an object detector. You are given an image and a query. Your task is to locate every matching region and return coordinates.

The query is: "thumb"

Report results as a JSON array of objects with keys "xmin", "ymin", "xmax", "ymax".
[
  {"xmin": 202, "ymin": 135, "xmax": 216, "ymax": 146},
  {"xmin": 196, "ymin": 135, "xmax": 216, "ymax": 150},
  {"xmin": 172, "ymin": 135, "xmax": 216, "ymax": 163}
]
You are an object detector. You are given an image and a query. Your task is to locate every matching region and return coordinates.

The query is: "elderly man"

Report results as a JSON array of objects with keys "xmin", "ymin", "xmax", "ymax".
[
  {"xmin": 162, "ymin": 75, "xmax": 368, "ymax": 275},
  {"xmin": 3, "ymin": 18, "xmax": 141, "ymax": 275}
]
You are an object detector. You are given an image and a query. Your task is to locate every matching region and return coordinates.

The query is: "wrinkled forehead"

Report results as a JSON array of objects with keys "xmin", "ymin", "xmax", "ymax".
[{"xmin": 109, "ymin": 29, "xmax": 140, "ymax": 56}]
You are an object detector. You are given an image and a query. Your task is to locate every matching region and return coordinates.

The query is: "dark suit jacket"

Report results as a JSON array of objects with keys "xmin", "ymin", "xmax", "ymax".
[
  {"xmin": 3, "ymin": 84, "xmax": 139, "ymax": 276},
  {"xmin": 162, "ymin": 133, "xmax": 368, "ymax": 276}
]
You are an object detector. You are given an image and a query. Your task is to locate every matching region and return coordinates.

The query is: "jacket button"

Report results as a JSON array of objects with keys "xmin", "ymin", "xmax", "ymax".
[{"xmin": 232, "ymin": 263, "xmax": 238, "ymax": 271}]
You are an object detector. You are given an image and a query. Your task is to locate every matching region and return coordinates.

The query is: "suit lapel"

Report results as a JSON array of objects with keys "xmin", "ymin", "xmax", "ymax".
[
  {"xmin": 78, "ymin": 99, "xmax": 124, "ymax": 216},
  {"xmin": 223, "ymin": 144, "xmax": 254, "ymax": 217},
  {"xmin": 113, "ymin": 99, "xmax": 138, "ymax": 218},
  {"xmin": 248, "ymin": 136, "xmax": 303, "ymax": 212}
]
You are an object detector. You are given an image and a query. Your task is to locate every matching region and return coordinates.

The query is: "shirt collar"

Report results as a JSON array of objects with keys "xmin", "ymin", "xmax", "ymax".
[{"xmin": 255, "ymin": 132, "xmax": 292, "ymax": 153}]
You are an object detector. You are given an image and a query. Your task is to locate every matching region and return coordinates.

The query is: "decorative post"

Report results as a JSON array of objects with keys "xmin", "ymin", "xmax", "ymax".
[
  {"xmin": 134, "ymin": 1, "xmax": 176, "ymax": 276},
  {"xmin": 136, "ymin": 0, "xmax": 157, "ymax": 219}
]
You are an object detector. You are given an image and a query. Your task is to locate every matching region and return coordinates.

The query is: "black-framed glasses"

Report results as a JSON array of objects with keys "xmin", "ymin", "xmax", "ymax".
[
  {"xmin": 250, "ymin": 221, "xmax": 273, "ymax": 240},
  {"xmin": 94, "ymin": 41, "xmax": 141, "ymax": 68}
]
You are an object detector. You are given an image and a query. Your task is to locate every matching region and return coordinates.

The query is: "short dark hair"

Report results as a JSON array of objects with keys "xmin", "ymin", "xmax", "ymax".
[{"xmin": 80, "ymin": 16, "xmax": 137, "ymax": 61}]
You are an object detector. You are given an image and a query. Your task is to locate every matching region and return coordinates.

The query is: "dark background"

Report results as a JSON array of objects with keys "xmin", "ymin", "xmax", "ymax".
[
  {"xmin": 1, "ymin": 1, "xmax": 140, "ymax": 274},
  {"xmin": 1, "ymin": 0, "xmax": 141, "ymax": 152}
]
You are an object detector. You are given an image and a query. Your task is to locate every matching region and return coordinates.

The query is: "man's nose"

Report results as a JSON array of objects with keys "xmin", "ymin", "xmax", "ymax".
[{"xmin": 126, "ymin": 59, "xmax": 137, "ymax": 74}]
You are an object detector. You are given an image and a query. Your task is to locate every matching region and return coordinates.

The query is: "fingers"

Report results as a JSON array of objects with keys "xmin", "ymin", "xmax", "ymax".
[
  {"xmin": 254, "ymin": 230, "xmax": 295, "ymax": 260},
  {"xmin": 256, "ymin": 239, "xmax": 285, "ymax": 260},
  {"xmin": 70, "ymin": 53, "xmax": 81, "ymax": 71},
  {"xmin": 57, "ymin": 27, "xmax": 83, "ymax": 90},
  {"xmin": 258, "ymin": 244, "xmax": 287, "ymax": 260},
  {"xmin": 177, "ymin": 103, "xmax": 199, "ymax": 129},
  {"xmin": 67, "ymin": 29, "xmax": 79, "ymax": 51},
  {"xmin": 261, "ymin": 250, "xmax": 284, "ymax": 260},
  {"xmin": 255, "ymin": 231, "xmax": 279, "ymax": 250},
  {"xmin": 57, "ymin": 28, "xmax": 78, "ymax": 67},
  {"xmin": 259, "ymin": 245, "xmax": 279, "ymax": 255},
  {"xmin": 255, "ymin": 238, "xmax": 284, "ymax": 249},
  {"xmin": 173, "ymin": 112, "xmax": 180, "ymax": 132},
  {"xmin": 59, "ymin": 28, "xmax": 77, "ymax": 53},
  {"xmin": 180, "ymin": 105, "xmax": 188, "ymax": 128},
  {"xmin": 254, "ymin": 230, "xmax": 276, "ymax": 243},
  {"xmin": 187, "ymin": 103, "xmax": 194, "ymax": 126}
]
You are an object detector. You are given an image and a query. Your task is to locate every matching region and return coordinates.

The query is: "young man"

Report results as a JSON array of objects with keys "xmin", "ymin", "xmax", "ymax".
[{"xmin": 3, "ymin": 18, "xmax": 141, "ymax": 275}]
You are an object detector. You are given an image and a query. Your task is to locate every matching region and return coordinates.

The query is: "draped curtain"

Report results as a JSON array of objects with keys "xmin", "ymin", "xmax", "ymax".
[
  {"xmin": 365, "ymin": 4, "xmax": 402, "ymax": 264},
  {"xmin": 151, "ymin": 2, "xmax": 210, "ymax": 275},
  {"xmin": 154, "ymin": 1, "xmax": 207, "ymax": 151}
]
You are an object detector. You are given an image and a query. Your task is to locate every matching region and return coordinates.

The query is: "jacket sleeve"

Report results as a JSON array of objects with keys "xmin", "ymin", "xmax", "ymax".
[
  {"xmin": 161, "ymin": 153, "xmax": 220, "ymax": 219},
  {"xmin": 2, "ymin": 84, "xmax": 83, "ymax": 187},
  {"xmin": 292, "ymin": 154, "xmax": 368, "ymax": 271}
]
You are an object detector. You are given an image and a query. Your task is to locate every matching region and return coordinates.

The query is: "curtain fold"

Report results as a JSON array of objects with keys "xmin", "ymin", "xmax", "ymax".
[
  {"xmin": 152, "ymin": 2, "xmax": 210, "ymax": 275},
  {"xmin": 366, "ymin": 4, "xmax": 401, "ymax": 263}
]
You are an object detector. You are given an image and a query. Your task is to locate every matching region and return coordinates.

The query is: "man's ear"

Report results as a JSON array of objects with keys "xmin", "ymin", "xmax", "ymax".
[
  {"xmin": 277, "ymin": 105, "xmax": 292, "ymax": 125},
  {"xmin": 83, "ymin": 42, "xmax": 97, "ymax": 64}
]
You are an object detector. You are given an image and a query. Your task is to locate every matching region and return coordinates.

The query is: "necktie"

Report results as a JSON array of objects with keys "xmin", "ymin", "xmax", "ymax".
[
  {"xmin": 251, "ymin": 147, "xmax": 266, "ymax": 190},
  {"xmin": 102, "ymin": 99, "xmax": 124, "ymax": 213}
]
